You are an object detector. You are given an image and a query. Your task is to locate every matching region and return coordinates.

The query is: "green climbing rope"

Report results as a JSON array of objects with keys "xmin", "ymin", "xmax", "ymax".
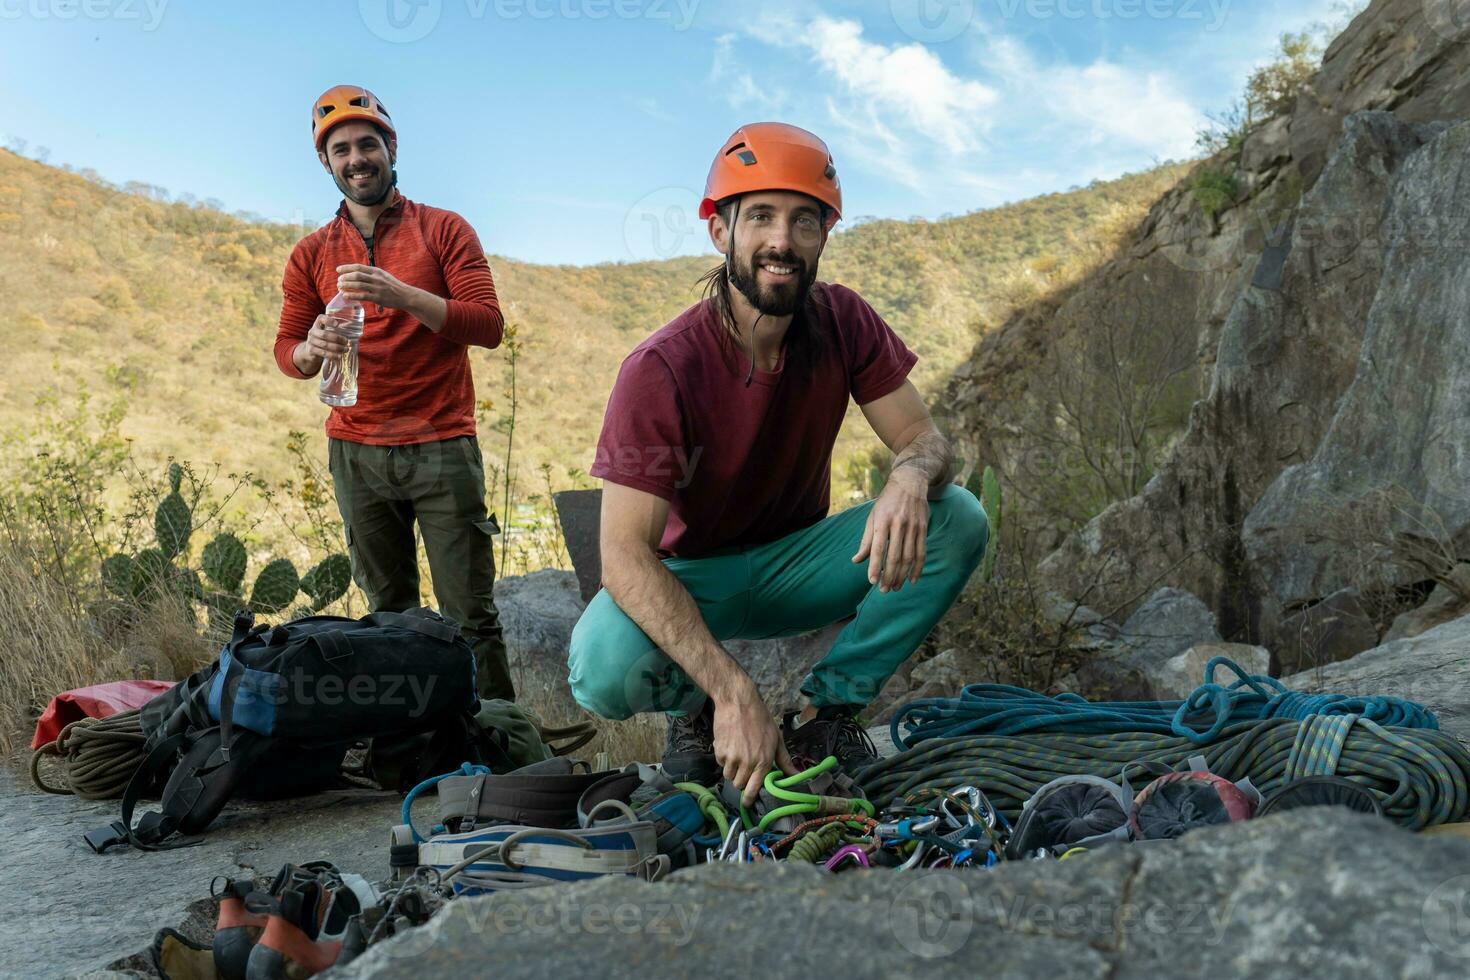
[{"xmin": 857, "ymin": 715, "xmax": 1470, "ymax": 831}]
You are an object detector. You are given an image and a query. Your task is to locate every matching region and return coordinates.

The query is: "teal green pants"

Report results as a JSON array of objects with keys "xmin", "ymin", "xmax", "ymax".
[{"xmin": 567, "ymin": 484, "xmax": 988, "ymax": 719}]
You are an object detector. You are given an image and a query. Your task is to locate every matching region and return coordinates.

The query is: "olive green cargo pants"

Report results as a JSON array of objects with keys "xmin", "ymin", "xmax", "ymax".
[{"xmin": 328, "ymin": 435, "xmax": 514, "ymax": 701}]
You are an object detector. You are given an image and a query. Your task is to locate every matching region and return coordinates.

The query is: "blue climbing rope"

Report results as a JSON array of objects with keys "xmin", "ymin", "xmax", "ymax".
[{"xmin": 891, "ymin": 657, "xmax": 1439, "ymax": 749}]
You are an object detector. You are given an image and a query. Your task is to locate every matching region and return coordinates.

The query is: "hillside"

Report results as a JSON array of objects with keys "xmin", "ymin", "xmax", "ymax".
[
  {"xmin": 944, "ymin": 0, "xmax": 1470, "ymax": 663},
  {"xmin": 0, "ymin": 149, "xmax": 1186, "ymax": 539}
]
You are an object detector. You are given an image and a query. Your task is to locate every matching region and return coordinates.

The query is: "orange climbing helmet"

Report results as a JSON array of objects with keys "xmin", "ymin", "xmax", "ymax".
[
  {"xmin": 311, "ymin": 85, "xmax": 396, "ymax": 152},
  {"xmin": 699, "ymin": 123, "xmax": 841, "ymax": 229}
]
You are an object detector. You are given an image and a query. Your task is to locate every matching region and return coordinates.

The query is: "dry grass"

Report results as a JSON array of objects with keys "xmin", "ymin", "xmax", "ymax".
[{"xmin": 0, "ymin": 534, "xmax": 214, "ymax": 754}]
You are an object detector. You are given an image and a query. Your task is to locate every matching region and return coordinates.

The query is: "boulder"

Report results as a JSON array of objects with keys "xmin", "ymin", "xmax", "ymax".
[
  {"xmin": 1285, "ymin": 612, "xmax": 1470, "ymax": 743},
  {"xmin": 497, "ymin": 568, "xmax": 587, "ymax": 724},
  {"xmin": 334, "ymin": 809, "xmax": 1470, "ymax": 979},
  {"xmin": 1384, "ymin": 564, "xmax": 1470, "ymax": 642},
  {"xmin": 1153, "ymin": 642, "xmax": 1272, "ymax": 700},
  {"xmin": 1075, "ymin": 588, "xmax": 1221, "ymax": 699},
  {"xmin": 909, "ymin": 648, "xmax": 965, "ymax": 693},
  {"xmin": 1271, "ymin": 587, "xmax": 1381, "ymax": 676},
  {"xmin": 497, "ymin": 569, "xmax": 844, "ymax": 723}
]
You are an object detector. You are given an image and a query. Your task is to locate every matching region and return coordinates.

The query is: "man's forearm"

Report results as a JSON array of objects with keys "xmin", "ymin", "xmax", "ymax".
[
  {"xmin": 401, "ymin": 287, "xmax": 448, "ymax": 333},
  {"xmin": 891, "ymin": 428, "xmax": 954, "ymax": 488},
  {"xmin": 603, "ymin": 547, "xmax": 750, "ymax": 704}
]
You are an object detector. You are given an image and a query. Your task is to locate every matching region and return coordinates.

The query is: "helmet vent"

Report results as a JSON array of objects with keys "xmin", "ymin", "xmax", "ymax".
[
  {"xmin": 735, "ymin": 150, "xmax": 757, "ymax": 166},
  {"xmin": 348, "ymin": 96, "xmax": 370, "ymax": 108},
  {"xmin": 317, "ymin": 105, "xmax": 336, "ymax": 118},
  {"xmin": 723, "ymin": 141, "xmax": 747, "ymax": 155}
]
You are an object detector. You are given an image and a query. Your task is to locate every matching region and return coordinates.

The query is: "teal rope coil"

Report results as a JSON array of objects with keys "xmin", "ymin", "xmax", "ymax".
[
  {"xmin": 858, "ymin": 715, "xmax": 1470, "ymax": 831},
  {"xmin": 890, "ymin": 657, "xmax": 1439, "ymax": 750}
]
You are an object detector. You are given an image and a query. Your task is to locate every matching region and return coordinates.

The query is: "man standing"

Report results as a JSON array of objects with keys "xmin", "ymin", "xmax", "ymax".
[
  {"xmin": 568, "ymin": 123, "xmax": 988, "ymax": 804},
  {"xmin": 273, "ymin": 85, "xmax": 514, "ymax": 701}
]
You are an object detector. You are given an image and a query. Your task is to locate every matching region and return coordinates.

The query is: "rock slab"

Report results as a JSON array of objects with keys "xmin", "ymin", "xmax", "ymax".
[{"xmin": 334, "ymin": 808, "xmax": 1470, "ymax": 980}]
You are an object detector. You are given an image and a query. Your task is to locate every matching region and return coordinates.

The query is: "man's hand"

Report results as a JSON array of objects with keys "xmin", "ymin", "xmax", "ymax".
[
  {"xmin": 337, "ymin": 263, "xmax": 411, "ymax": 308},
  {"xmin": 292, "ymin": 314, "xmax": 352, "ymax": 375},
  {"xmin": 712, "ymin": 680, "xmax": 796, "ymax": 808},
  {"xmin": 853, "ymin": 465, "xmax": 930, "ymax": 592}
]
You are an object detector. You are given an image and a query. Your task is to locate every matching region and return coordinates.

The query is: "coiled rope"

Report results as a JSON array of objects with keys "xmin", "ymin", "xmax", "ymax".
[
  {"xmin": 890, "ymin": 657, "xmax": 1439, "ymax": 750},
  {"xmin": 30, "ymin": 708, "xmax": 148, "ymax": 800},
  {"xmin": 858, "ymin": 715, "xmax": 1470, "ymax": 831}
]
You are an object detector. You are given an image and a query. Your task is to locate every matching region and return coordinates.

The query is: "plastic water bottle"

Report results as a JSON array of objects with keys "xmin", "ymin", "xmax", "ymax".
[{"xmin": 319, "ymin": 292, "xmax": 364, "ymax": 407}]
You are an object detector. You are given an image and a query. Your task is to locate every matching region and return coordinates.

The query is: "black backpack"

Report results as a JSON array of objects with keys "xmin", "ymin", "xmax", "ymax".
[{"xmin": 86, "ymin": 607, "xmax": 499, "ymax": 852}]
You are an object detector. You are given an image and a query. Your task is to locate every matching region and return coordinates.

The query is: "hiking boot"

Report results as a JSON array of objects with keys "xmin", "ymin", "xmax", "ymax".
[
  {"xmin": 783, "ymin": 705, "xmax": 879, "ymax": 774},
  {"xmin": 661, "ymin": 700, "xmax": 719, "ymax": 785}
]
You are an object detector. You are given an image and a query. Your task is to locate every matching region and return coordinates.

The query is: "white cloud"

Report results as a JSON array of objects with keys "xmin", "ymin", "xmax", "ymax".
[
  {"xmin": 709, "ymin": 33, "xmax": 787, "ymax": 114},
  {"xmin": 981, "ymin": 34, "xmax": 1203, "ymax": 162},
  {"xmin": 800, "ymin": 17, "xmax": 999, "ymax": 156}
]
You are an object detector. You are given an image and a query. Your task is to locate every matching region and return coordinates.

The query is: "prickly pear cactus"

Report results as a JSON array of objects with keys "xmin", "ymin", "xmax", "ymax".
[
  {"xmin": 168, "ymin": 462, "xmax": 183, "ymax": 494},
  {"xmin": 154, "ymin": 490, "xmax": 192, "ymax": 561},
  {"xmin": 133, "ymin": 548, "xmax": 171, "ymax": 596},
  {"xmin": 301, "ymin": 554, "xmax": 351, "ymax": 611},
  {"xmin": 248, "ymin": 558, "xmax": 300, "ymax": 614},
  {"xmin": 201, "ymin": 533, "xmax": 247, "ymax": 593},
  {"xmin": 102, "ymin": 553, "xmax": 136, "ymax": 598},
  {"xmin": 980, "ymin": 465, "xmax": 1002, "ymax": 582},
  {"xmin": 205, "ymin": 591, "xmax": 245, "ymax": 631}
]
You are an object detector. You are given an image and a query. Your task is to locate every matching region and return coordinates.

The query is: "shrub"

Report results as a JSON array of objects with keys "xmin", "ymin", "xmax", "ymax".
[{"xmin": 1191, "ymin": 168, "xmax": 1239, "ymax": 219}]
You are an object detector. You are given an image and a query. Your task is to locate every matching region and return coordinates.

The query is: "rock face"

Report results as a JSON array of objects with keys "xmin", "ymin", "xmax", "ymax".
[
  {"xmin": 1074, "ymin": 588, "xmax": 1222, "ymax": 699},
  {"xmin": 1384, "ymin": 564, "xmax": 1470, "ymax": 643},
  {"xmin": 947, "ymin": 0, "xmax": 1470, "ymax": 658},
  {"xmin": 1285, "ymin": 612, "xmax": 1470, "ymax": 743},
  {"xmin": 1153, "ymin": 642, "xmax": 1272, "ymax": 701},
  {"xmin": 1244, "ymin": 118, "xmax": 1470, "ymax": 612},
  {"xmin": 1037, "ymin": 110, "xmax": 1454, "ymax": 652},
  {"xmin": 498, "ymin": 569, "xmax": 844, "ymax": 723},
  {"xmin": 335, "ymin": 808, "xmax": 1470, "ymax": 979}
]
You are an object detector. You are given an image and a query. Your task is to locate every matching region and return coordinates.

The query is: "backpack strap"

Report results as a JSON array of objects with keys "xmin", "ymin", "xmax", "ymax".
[
  {"xmin": 365, "ymin": 609, "xmax": 460, "ymax": 644},
  {"xmin": 84, "ymin": 731, "xmax": 198, "ymax": 853}
]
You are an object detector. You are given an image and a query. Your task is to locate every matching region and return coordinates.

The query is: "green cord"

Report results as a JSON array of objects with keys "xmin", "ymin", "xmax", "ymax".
[
  {"xmin": 675, "ymin": 781, "xmax": 730, "ymax": 838},
  {"xmin": 740, "ymin": 756, "xmax": 877, "ymax": 832}
]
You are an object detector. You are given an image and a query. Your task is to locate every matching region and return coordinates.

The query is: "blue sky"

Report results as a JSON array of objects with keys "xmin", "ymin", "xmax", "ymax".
[{"xmin": 1, "ymin": 0, "xmax": 1352, "ymax": 265}]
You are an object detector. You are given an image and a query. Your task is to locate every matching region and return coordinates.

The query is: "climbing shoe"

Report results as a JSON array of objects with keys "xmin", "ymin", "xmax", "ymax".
[
  {"xmin": 244, "ymin": 863, "xmax": 377, "ymax": 979},
  {"xmin": 783, "ymin": 705, "xmax": 879, "ymax": 774},
  {"xmin": 661, "ymin": 699, "xmax": 719, "ymax": 785},
  {"xmin": 212, "ymin": 863, "xmax": 341, "ymax": 980},
  {"xmin": 212, "ymin": 875, "xmax": 268, "ymax": 980}
]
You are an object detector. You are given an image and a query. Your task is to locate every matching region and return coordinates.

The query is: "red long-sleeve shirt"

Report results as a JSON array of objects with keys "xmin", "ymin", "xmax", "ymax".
[{"xmin": 273, "ymin": 191, "xmax": 503, "ymax": 445}]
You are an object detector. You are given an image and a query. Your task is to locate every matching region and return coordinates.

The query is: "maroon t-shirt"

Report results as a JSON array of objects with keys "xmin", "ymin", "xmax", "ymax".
[{"xmin": 590, "ymin": 282, "xmax": 918, "ymax": 557}]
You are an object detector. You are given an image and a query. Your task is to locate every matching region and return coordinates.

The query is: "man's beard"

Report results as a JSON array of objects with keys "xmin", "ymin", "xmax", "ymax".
[
  {"xmin": 728, "ymin": 248, "xmax": 817, "ymax": 317},
  {"xmin": 333, "ymin": 164, "xmax": 395, "ymax": 206}
]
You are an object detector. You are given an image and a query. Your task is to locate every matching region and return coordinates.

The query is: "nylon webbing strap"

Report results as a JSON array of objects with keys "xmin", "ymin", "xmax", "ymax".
[
  {"xmin": 365, "ymin": 609, "xmax": 459, "ymax": 644},
  {"xmin": 437, "ymin": 762, "xmax": 610, "ymax": 830},
  {"xmin": 311, "ymin": 629, "xmax": 352, "ymax": 664}
]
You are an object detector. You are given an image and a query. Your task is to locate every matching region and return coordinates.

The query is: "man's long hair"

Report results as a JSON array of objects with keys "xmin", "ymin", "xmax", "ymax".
[{"xmin": 697, "ymin": 198, "xmax": 830, "ymax": 381}]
